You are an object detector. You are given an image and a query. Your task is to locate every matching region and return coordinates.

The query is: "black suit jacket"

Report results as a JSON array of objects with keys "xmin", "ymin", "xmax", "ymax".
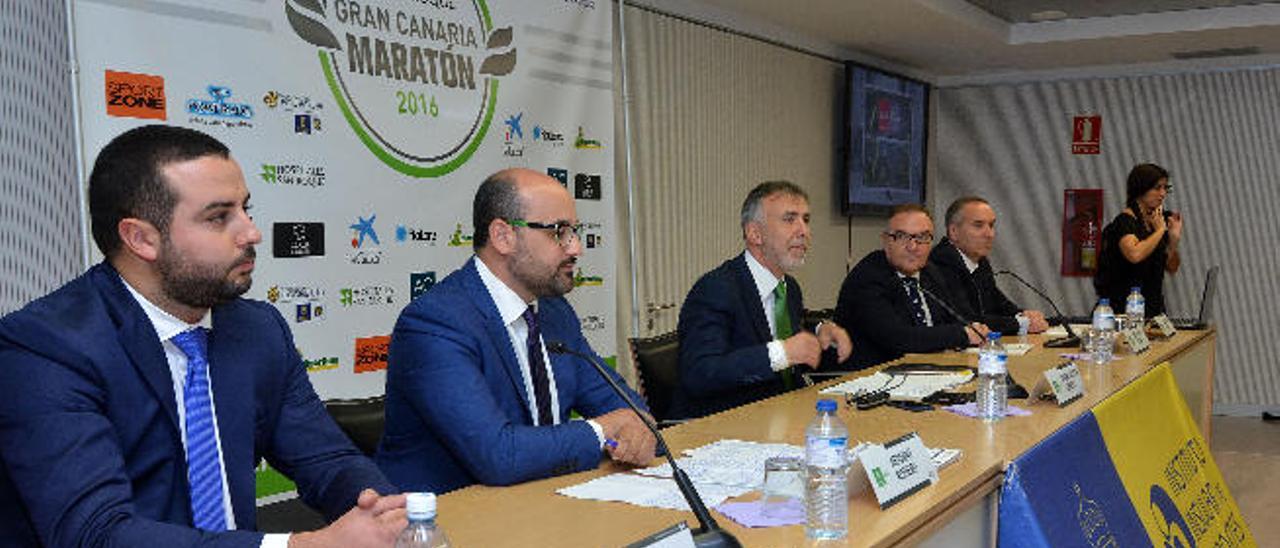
[
  {"xmin": 670, "ymin": 254, "xmax": 805, "ymax": 419},
  {"xmin": 835, "ymin": 250, "xmax": 970, "ymax": 370},
  {"xmin": 929, "ymin": 238, "xmax": 1023, "ymax": 335}
]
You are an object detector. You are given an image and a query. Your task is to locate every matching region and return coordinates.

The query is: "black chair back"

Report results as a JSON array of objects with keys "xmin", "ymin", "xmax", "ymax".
[
  {"xmin": 628, "ymin": 331, "xmax": 680, "ymax": 424},
  {"xmin": 324, "ymin": 396, "xmax": 385, "ymax": 456}
]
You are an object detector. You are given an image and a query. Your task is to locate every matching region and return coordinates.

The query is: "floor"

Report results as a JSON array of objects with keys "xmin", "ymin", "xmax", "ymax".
[{"xmin": 1210, "ymin": 415, "xmax": 1280, "ymax": 547}]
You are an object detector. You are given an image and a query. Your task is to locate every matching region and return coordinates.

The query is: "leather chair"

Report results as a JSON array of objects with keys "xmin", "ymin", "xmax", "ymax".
[
  {"xmin": 628, "ymin": 331, "xmax": 681, "ymax": 426},
  {"xmin": 323, "ymin": 395, "xmax": 385, "ymax": 456}
]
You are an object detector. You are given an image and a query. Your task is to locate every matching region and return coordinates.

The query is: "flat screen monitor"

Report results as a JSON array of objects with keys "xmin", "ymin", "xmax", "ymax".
[{"xmin": 844, "ymin": 63, "xmax": 929, "ymax": 216}]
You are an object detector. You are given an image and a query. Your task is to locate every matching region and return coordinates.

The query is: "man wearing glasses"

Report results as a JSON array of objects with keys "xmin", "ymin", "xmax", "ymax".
[
  {"xmin": 671, "ymin": 181, "xmax": 852, "ymax": 419},
  {"xmin": 377, "ymin": 168, "xmax": 656, "ymax": 494},
  {"xmin": 835, "ymin": 204, "xmax": 989, "ymax": 370}
]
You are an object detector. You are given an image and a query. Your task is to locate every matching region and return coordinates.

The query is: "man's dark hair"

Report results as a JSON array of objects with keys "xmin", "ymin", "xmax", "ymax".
[
  {"xmin": 472, "ymin": 170, "xmax": 525, "ymax": 249},
  {"xmin": 889, "ymin": 203, "xmax": 933, "ymax": 223},
  {"xmin": 740, "ymin": 180, "xmax": 808, "ymax": 234},
  {"xmin": 88, "ymin": 125, "xmax": 230, "ymax": 257},
  {"xmin": 1125, "ymin": 163, "xmax": 1170, "ymax": 213},
  {"xmin": 944, "ymin": 196, "xmax": 989, "ymax": 228}
]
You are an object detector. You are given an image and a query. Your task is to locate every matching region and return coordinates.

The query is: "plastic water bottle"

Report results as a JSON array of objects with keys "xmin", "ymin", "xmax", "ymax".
[
  {"xmin": 1125, "ymin": 287, "xmax": 1145, "ymax": 327},
  {"xmin": 396, "ymin": 492, "xmax": 450, "ymax": 548},
  {"xmin": 976, "ymin": 332, "xmax": 1008, "ymax": 421},
  {"xmin": 1091, "ymin": 298, "xmax": 1116, "ymax": 364},
  {"xmin": 805, "ymin": 399, "xmax": 849, "ymax": 539}
]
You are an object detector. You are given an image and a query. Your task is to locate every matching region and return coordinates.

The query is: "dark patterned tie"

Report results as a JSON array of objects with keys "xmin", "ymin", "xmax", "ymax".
[
  {"xmin": 902, "ymin": 277, "xmax": 929, "ymax": 326},
  {"xmin": 170, "ymin": 328, "xmax": 228, "ymax": 531},
  {"xmin": 522, "ymin": 306, "xmax": 555, "ymax": 426}
]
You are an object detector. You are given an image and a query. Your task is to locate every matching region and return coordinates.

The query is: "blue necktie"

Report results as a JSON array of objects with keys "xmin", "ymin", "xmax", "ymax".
[
  {"xmin": 521, "ymin": 306, "xmax": 554, "ymax": 426},
  {"xmin": 171, "ymin": 328, "xmax": 228, "ymax": 531},
  {"xmin": 902, "ymin": 278, "xmax": 929, "ymax": 326}
]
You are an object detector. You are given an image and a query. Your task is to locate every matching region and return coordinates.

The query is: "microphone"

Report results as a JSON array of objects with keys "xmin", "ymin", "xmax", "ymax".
[
  {"xmin": 546, "ymin": 341, "xmax": 742, "ymax": 548},
  {"xmin": 916, "ymin": 277, "xmax": 972, "ymax": 330},
  {"xmin": 994, "ymin": 270, "xmax": 1080, "ymax": 348}
]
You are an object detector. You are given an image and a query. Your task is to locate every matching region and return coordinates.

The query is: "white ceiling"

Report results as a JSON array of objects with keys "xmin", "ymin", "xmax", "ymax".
[{"xmin": 629, "ymin": 0, "xmax": 1280, "ymax": 84}]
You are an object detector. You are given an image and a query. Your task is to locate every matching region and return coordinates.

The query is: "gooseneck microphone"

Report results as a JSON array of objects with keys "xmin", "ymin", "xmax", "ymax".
[
  {"xmin": 546, "ymin": 341, "xmax": 742, "ymax": 548},
  {"xmin": 994, "ymin": 270, "xmax": 1081, "ymax": 348},
  {"xmin": 914, "ymin": 281, "xmax": 983, "ymax": 341}
]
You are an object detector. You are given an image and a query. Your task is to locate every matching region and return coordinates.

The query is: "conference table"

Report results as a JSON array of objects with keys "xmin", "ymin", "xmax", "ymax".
[{"xmin": 437, "ymin": 329, "xmax": 1216, "ymax": 547}]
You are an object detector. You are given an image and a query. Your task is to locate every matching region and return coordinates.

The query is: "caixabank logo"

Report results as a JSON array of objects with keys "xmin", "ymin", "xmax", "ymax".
[{"xmin": 286, "ymin": 0, "xmax": 516, "ymax": 177}]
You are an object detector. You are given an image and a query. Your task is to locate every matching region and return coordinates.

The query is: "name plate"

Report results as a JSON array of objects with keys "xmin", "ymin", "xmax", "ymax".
[
  {"xmin": 1151, "ymin": 314, "xmax": 1177, "ymax": 338},
  {"xmin": 1121, "ymin": 327, "xmax": 1151, "ymax": 354},
  {"xmin": 1032, "ymin": 361, "xmax": 1085, "ymax": 406},
  {"xmin": 859, "ymin": 432, "xmax": 938, "ymax": 509}
]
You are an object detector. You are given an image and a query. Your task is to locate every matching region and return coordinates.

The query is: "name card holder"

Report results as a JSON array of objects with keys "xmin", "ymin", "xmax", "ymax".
[
  {"xmin": 859, "ymin": 432, "xmax": 938, "ymax": 509},
  {"xmin": 1031, "ymin": 361, "xmax": 1085, "ymax": 406},
  {"xmin": 1150, "ymin": 314, "xmax": 1178, "ymax": 338},
  {"xmin": 1121, "ymin": 327, "xmax": 1151, "ymax": 354}
]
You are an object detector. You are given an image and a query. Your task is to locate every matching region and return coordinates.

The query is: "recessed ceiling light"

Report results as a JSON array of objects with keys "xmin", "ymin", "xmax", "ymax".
[{"xmin": 1028, "ymin": 10, "xmax": 1069, "ymax": 22}]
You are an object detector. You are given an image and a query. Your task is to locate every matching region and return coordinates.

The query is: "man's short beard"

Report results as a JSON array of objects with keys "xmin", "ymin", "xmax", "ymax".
[
  {"xmin": 512, "ymin": 240, "xmax": 575, "ymax": 298},
  {"xmin": 156, "ymin": 238, "xmax": 254, "ymax": 309}
]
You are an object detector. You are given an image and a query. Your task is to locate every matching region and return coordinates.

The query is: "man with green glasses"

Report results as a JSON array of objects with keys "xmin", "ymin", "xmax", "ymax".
[{"xmin": 377, "ymin": 168, "xmax": 655, "ymax": 494}]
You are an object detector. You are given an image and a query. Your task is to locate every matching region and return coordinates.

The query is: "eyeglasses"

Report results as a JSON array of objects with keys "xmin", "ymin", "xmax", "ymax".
[
  {"xmin": 507, "ymin": 218, "xmax": 583, "ymax": 247},
  {"xmin": 883, "ymin": 230, "xmax": 933, "ymax": 246}
]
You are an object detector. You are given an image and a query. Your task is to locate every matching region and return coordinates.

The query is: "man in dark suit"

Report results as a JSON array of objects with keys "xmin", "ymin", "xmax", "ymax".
[
  {"xmin": 671, "ymin": 181, "xmax": 851, "ymax": 419},
  {"xmin": 0, "ymin": 125, "xmax": 404, "ymax": 548},
  {"xmin": 376, "ymin": 168, "xmax": 656, "ymax": 494},
  {"xmin": 835, "ymin": 204, "xmax": 989, "ymax": 370},
  {"xmin": 929, "ymin": 197, "xmax": 1049, "ymax": 336}
]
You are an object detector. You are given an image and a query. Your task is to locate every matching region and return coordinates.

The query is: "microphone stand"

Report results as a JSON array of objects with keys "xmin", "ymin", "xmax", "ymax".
[
  {"xmin": 547, "ymin": 342, "xmax": 742, "ymax": 548},
  {"xmin": 994, "ymin": 270, "xmax": 1081, "ymax": 348}
]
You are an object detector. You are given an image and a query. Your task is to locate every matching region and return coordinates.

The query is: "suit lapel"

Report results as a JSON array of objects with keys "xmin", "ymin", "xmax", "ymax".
[
  {"xmin": 732, "ymin": 255, "xmax": 772, "ymax": 342},
  {"xmin": 464, "ymin": 259, "xmax": 535, "ymax": 424},
  {"xmin": 94, "ymin": 265, "xmax": 181, "ymax": 434}
]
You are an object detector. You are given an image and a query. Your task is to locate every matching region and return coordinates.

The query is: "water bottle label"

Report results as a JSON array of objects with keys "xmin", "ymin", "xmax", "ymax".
[
  {"xmin": 977, "ymin": 354, "xmax": 1007, "ymax": 375},
  {"xmin": 806, "ymin": 436, "xmax": 847, "ymax": 468}
]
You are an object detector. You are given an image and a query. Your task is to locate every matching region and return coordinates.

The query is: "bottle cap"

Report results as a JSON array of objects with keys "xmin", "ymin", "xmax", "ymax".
[
  {"xmin": 1131, "ymin": 286, "xmax": 1141, "ymax": 292},
  {"xmin": 988, "ymin": 332, "xmax": 1001, "ymax": 341},
  {"xmin": 816, "ymin": 399, "xmax": 837, "ymax": 412},
  {"xmin": 1098, "ymin": 298, "xmax": 1110, "ymax": 305},
  {"xmin": 406, "ymin": 492, "xmax": 437, "ymax": 519}
]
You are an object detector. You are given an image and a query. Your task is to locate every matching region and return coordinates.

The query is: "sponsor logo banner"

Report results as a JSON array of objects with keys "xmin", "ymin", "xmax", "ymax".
[
  {"xmin": 354, "ymin": 335, "xmax": 391, "ymax": 373},
  {"xmin": 410, "ymin": 271, "xmax": 437, "ymax": 299},
  {"xmin": 272, "ymin": 222, "xmax": 326, "ymax": 258},
  {"xmin": 105, "ymin": 70, "xmax": 166, "ymax": 120}
]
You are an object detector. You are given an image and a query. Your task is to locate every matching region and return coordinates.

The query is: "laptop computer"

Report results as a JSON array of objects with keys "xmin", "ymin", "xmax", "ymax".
[{"xmin": 1170, "ymin": 265, "xmax": 1219, "ymax": 330}]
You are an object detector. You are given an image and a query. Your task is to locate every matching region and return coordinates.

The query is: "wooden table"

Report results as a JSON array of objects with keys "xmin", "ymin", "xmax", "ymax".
[{"xmin": 438, "ymin": 330, "xmax": 1216, "ymax": 547}]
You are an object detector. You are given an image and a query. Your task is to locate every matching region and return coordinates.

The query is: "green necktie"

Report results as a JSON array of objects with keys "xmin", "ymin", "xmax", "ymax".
[{"xmin": 773, "ymin": 281, "xmax": 795, "ymax": 389}]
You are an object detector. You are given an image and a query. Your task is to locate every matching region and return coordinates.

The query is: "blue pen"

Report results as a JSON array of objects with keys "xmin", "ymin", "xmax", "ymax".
[{"xmin": 605, "ymin": 438, "xmax": 619, "ymax": 449}]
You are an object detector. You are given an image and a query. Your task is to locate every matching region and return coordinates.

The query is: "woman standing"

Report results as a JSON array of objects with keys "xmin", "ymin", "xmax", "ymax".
[{"xmin": 1094, "ymin": 163, "xmax": 1184, "ymax": 317}]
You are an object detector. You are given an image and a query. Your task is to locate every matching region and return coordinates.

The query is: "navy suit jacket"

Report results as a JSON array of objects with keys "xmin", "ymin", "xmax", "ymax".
[
  {"xmin": 835, "ymin": 250, "xmax": 971, "ymax": 370},
  {"xmin": 0, "ymin": 263, "xmax": 392, "ymax": 548},
  {"xmin": 375, "ymin": 257, "xmax": 642, "ymax": 494},
  {"xmin": 670, "ymin": 254, "xmax": 805, "ymax": 419},
  {"xmin": 929, "ymin": 238, "xmax": 1023, "ymax": 335}
]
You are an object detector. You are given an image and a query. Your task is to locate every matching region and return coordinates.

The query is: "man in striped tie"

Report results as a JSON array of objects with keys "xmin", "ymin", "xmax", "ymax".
[
  {"xmin": 0, "ymin": 125, "xmax": 405, "ymax": 547},
  {"xmin": 671, "ymin": 181, "xmax": 852, "ymax": 420}
]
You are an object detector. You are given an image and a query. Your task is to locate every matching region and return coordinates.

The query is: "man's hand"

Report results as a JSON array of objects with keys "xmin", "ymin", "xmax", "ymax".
[
  {"xmin": 289, "ymin": 489, "xmax": 407, "ymax": 548},
  {"xmin": 782, "ymin": 331, "xmax": 822, "ymax": 369},
  {"xmin": 816, "ymin": 322, "xmax": 853, "ymax": 363},
  {"xmin": 593, "ymin": 408, "xmax": 657, "ymax": 466},
  {"xmin": 965, "ymin": 323, "xmax": 991, "ymax": 346},
  {"xmin": 1023, "ymin": 310, "xmax": 1050, "ymax": 334}
]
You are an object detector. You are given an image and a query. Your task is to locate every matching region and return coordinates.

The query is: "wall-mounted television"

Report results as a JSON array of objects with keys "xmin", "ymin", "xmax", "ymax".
[{"xmin": 843, "ymin": 62, "xmax": 929, "ymax": 216}]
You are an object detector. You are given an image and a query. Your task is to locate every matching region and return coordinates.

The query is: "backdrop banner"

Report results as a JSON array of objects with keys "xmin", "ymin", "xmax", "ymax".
[{"xmin": 74, "ymin": 0, "xmax": 615, "ymax": 503}]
